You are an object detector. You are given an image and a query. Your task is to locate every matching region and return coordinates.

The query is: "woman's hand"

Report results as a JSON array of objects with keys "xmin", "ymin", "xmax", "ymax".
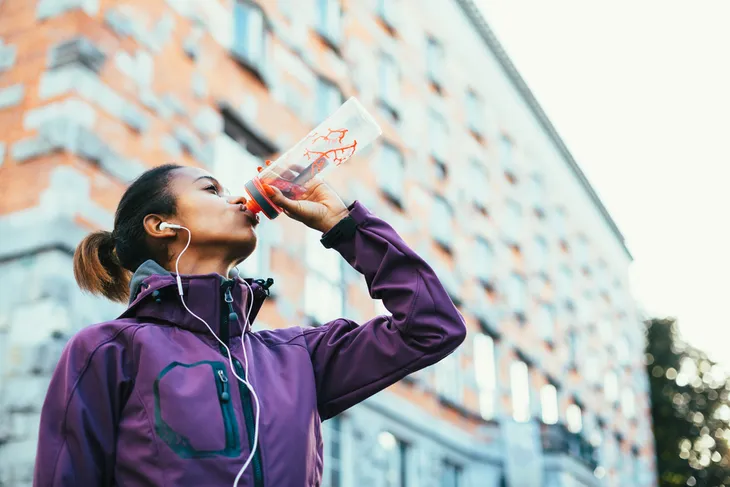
[{"xmin": 265, "ymin": 179, "xmax": 349, "ymax": 234}]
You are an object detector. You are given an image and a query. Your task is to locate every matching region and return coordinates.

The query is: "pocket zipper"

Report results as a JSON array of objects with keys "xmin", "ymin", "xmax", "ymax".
[{"xmin": 217, "ymin": 369, "xmax": 230, "ymax": 402}]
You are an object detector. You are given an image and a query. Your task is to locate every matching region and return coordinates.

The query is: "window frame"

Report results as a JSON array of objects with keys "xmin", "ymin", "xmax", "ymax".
[
  {"xmin": 315, "ymin": 0, "xmax": 342, "ymax": 50},
  {"xmin": 232, "ymin": 0, "xmax": 269, "ymax": 82},
  {"xmin": 473, "ymin": 332, "xmax": 497, "ymax": 420},
  {"xmin": 315, "ymin": 76, "xmax": 344, "ymax": 124},
  {"xmin": 540, "ymin": 383, "xmax": 559, "ymax": 425},
  {"xmin": 465, "ymin": 89, "xmax": 484, "ymax": 138},
  {"xmin": 379, "ymin": 52, "xmax": 400, "ymax": 118},
  {"xmin": 431, "ymin": 195, "xmax": 454, "ymax": 252},
  {"xmin": 510, "ymin": 359, "xmax": 531, "ymax": 422},
  {"xmin": 426, "ymin": 35, "xmax": 444, "ymax": 91},
  {"xmin": 376, "ymin": 141, "xmax": 406, "ymax": 208}
]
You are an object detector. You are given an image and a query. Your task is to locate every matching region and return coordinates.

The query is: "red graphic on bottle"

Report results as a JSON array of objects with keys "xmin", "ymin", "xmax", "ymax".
[{"xmin": 309, "ymin": 128, "xmax": 348, "ymax": 145}]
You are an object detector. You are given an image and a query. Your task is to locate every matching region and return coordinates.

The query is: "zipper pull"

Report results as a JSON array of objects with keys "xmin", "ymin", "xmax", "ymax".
[
  {"xmin": 217, "ymin": 369, "xmax": 230, "ymax": 402},
  {"xmin": 224, "ymin": 287, "xmax": 239, "ymax": 323}
]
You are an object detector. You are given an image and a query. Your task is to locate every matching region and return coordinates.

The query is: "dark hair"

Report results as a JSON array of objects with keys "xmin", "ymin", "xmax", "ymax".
[{"xmin": 73, "ymin": 164, "xmax": 182, "ymax": 303}]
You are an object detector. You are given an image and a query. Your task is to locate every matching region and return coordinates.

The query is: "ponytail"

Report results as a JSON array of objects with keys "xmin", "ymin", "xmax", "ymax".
[
  {"xmin": 73, "ymin": 163, "xmax": 180, "ymax": 304},
  {"xmin": 73, "ymin": 230, "xmax": 131, "ymax": 303}
]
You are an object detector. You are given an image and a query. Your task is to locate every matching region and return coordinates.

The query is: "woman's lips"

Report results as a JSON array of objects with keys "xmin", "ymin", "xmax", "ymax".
[{"xmin": 240, "ymin": 204, "xmax": 260, "ymax": 226}]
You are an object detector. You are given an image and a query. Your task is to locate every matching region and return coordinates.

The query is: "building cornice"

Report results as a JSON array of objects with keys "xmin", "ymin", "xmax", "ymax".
[{"xmin": 455, "ymin": 0, "xmax": 633, "ymax": 260}]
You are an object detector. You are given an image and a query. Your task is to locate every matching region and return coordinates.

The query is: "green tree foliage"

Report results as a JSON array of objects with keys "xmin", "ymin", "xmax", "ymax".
[{"xmin": 646, "ymin": 318, "xmax": 730, "ymax": 486}]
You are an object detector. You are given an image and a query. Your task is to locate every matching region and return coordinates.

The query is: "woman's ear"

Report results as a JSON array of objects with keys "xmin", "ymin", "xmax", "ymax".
[{"xmin": 143, "ymin": 214, "xmax": 178, "ymax": 239}]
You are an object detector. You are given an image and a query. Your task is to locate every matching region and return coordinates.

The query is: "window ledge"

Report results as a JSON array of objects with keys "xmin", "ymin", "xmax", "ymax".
[
  {"xmin": 376, "ymin": 97, "xmax": 400, "ymax": 122},
  {"xmin": 231, "ymin": 50, "xmax": 269, "ymax": 87},
  {"xmin": 380, "ymin": 188, "xmax": 405, "ymax": 210},
  {"xmin": 315, "ymin": 28, "xmax": 342, "ymax": 56},
  {"xmin": 376, "ymin": 13, "xmax": 397, "ymax": 36}
]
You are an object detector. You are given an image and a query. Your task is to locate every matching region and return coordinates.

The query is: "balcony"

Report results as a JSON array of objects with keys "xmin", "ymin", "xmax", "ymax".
[
  {"xmin": 540, "ymin": 422, "xmax": 601, "ymax": 487},
  {"xmin": 540, "ymin": 422, "xmax": 597, "ymax": 470}
]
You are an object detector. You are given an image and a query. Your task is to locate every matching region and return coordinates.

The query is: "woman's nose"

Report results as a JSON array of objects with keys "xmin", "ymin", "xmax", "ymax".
[{"xmin": 228, "ymin": 195, "xmax": 248, "ymax": 206}]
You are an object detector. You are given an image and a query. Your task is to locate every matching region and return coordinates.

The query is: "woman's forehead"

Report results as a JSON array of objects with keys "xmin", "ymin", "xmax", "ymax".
[{"xmin": 173, "ymin": 166, "xmax": 214, "ymax": 182}]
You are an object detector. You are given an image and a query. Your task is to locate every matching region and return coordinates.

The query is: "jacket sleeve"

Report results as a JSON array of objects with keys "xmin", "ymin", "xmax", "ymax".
[
  {"xmin": 304, "ymin": 201, "xmax": 467, "ymax": 420},
  {"xmin": 33, "ymin": 326, "xmax": 133, "ymax": 486}
]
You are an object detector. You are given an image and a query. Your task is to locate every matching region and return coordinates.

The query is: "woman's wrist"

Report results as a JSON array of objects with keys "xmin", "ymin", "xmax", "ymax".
[{"xmin": 315, "ymin": 207, "xmax": 350, "ymax": 234}]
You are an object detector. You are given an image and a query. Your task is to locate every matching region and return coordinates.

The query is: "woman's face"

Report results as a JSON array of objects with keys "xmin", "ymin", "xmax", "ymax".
[{"xmin": 166, "ymin": 166, "xmax": 259, "ymax": 263}]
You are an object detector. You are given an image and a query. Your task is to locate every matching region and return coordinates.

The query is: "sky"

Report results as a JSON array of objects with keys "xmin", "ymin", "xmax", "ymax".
[{"xmin": 475, "ymin": 0, "xmax": 730, "ymax": 366}]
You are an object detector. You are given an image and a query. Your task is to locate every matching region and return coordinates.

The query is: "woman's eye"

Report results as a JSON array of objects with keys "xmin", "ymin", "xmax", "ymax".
[{"xmin": 205, "ymin": 185, "xmax": 219, "ymax": 195}]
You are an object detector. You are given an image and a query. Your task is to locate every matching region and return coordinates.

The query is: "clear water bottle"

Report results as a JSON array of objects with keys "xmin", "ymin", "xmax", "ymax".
[{"xmin": 244, "ymin": 97, "xmax": 382, "ymax": 220}]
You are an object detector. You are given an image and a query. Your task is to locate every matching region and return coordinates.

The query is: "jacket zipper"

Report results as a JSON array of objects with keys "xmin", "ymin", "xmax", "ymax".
[
  {"xmin": 220, "ymin": 280, "xmax": 265, "ymax": 487},
  {"xmin": 215, "ymin": 368, "xmax": 236, "ymax": 451}
]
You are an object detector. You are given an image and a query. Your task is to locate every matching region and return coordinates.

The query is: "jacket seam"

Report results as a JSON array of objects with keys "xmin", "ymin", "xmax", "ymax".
[
  {"xmin": 129, "ymin": 325, "xmax": 169, "ymax": 487},
  {"xmin": 49, "ymin": 324, "xmax": 139, "ymax": 484}
]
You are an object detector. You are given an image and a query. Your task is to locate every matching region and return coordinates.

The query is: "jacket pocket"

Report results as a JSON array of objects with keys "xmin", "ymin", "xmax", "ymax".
[{"xmin": 153, "ymin": 360, "xmax": 241, "ymax": 458}]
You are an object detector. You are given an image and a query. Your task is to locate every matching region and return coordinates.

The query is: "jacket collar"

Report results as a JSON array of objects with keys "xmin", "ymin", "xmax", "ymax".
[{"xmin": 119, "ymin": 260, "xmax": 272, "ymax": 339}]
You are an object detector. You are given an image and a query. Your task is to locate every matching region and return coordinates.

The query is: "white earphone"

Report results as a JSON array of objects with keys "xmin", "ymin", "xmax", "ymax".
[{"xmin": 161, "ymin": 222, "xmax": 260, "ymax": 487}]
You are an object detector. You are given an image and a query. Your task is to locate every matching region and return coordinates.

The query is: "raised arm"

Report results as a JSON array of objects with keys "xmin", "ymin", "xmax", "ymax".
[{"xmin": 302, "ymin": 201, "xmax": 467, "ymax": 419}]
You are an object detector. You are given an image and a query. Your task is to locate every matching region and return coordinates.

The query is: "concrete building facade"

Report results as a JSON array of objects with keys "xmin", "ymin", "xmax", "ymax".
[{"xmin": 0, "ymin": 0, "xmax": 656, "ymax": 485}]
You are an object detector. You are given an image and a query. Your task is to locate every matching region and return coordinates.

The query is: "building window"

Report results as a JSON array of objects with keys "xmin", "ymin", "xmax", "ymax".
[
  {"xmin": 221, "ymin": 105, "xmax": 277, "ymax": 159},
  {"xmin": 621, "ymin": 388, "xmax": 636, "ymax": 419},
  {"xmin": 499, "ymin": 136, "xmax": 513, "ymax": 171},
  {"xmin": 529, "ymin": 236, "xmax": 548, "ymax": 272},
  {"xmin": 436, "ymin": 347, "xmax": 462, "ymax": 404},
  {"xmin": 510, "ymin": 360, "xmax": 530, "ymax": 422},
  {"xmin": 575, "ymin": 235, "xmax": 590, "ymax": 269},
  {"xmin": 616, "ymin": 333, "xmax": 631, "ymax": 366},
  {"xmin": 566, "ymin": 403, "xmax": 583, "ymax": 433},
  {"xmin": 527, "ymin": 174, "xmax": 545, "ymax": 214},
  {"xmin": 584, "ymin": 354, "xmax": 601, "ymax": 384},
  {"xmin": 304, "ymin": 230, "xmax": 343, "ymax": 324},
  {"xmin": 428, "ymin": 109, "xmax": 448, "ymax": 163},
  {"xmin": 316, "ymin": 0, "xmax": 341, "ymax": 47},
  {"xmin": 503, "ymin": 200, "xmax": 521, "ymax": 243},
  {"xmin": 466, "ymin": 90, "xmax": 483, "ymax": 136},
  {"xmin": 605, "ymin": 370, "xmax": 619, "ymax": 403},
  {"xmin": 441, "ymin": 460, "xmax": 462, "ymax": 487},
  {"xmin": 465, "ymin": 159, "xmax": 489, "ymax": 209},
  {"xmin": 315, "ymin": 77, "xmax": 343, "ymax": 124},
  {"xmin": 473, "ymin": 333, "xmax": 496, "ymax": 420},
  {"xmin": 378, "ymin": 432, "xmax": 408, "ymax": 487},
  {"xmin": 597, "ymin": 318, "xmax": 613, "ymax": 341},
  {"xmin": 377, "ymin": 142, "xmax": 405, "ymax": 206},
  {"xmin": 567, "ymin": 328, "xmax": 578, "ymax": 367},
  {"xmin": 535, "ymin": 303, "xmax": 555, "ymax": 341},
  {"xmin": 505, "ymin": 273, "xmax": 527, "ymax": 317},
  {"xmin": 556, "ymin": 265, "xmax": 573, "ymax": 302},
  {"xmin": 376, "ymin": 0, "xmax": 398, "ymax": 31},
  {"xmin": 431, "ymin": 196, "xmax": 453, "ymax": 250},
  {"xmin": 379, "ymin": 53, "xmax": 399, "ymax": 117},
  {"xmin": 553, "ymin": 207, "xmax": 567, "ymax": 240},
  {"xmin": 233, "ymin": 1, "xmax": 267, "ymax": 75},
  {"xmin": 540, "ymin": 383, "xmax": 559, "ymax": 424},
  {"xmin": 474, "ymin": 238, "xmax": 493, "ymax": 285},
  {"xmin": 426, "ymin": 36, "xmax": 444, "ymax": 89},
  {"xmin": 322, "ymin": 416, "xmax": 343, "ymax": 487}
]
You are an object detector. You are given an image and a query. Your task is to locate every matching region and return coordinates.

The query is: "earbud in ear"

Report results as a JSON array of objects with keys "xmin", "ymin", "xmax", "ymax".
[{"xmin": 160, "ymin": 222, "xmax": 182, "ymax": 230}]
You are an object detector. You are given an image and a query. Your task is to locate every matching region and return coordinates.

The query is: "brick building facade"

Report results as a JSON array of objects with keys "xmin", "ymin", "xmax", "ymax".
[{"xmin": 0, "ymin": 0, "xmax": 656, "ymax": 486}]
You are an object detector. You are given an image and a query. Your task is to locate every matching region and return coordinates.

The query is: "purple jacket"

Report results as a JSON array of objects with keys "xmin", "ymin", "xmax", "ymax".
[{"xmin": 33, "ymin": 202, "xmax": 467, "ymax": 486}]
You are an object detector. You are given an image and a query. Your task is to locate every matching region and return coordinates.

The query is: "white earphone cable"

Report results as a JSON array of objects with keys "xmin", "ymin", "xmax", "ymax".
[{"xmin": 171, "ymin": 225, "xmax": 261, "ymax": 487}]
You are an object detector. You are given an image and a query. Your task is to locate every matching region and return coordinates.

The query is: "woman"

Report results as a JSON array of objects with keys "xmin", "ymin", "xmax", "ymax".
[{"xmin": 33, "ymin": 163, "xmax": 466, "ymax": 486}]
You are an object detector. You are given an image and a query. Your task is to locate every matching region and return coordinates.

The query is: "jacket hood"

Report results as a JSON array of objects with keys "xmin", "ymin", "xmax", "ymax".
[{"xmin": 120, "ymin": 260, "xmax": 273, "ymax": 339}]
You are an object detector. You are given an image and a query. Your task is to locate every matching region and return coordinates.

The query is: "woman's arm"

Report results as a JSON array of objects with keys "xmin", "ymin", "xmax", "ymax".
[
  {"xmin": 303, "ymin": 202, "xmax": 466, "ymax": 419},
  {"xmin": 267, "ymin": 185, "xmax": 467, "ymax": 420},
  {"xmin": 33, "ymin": 325, "xmax": 133, "ymax": 486}
]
